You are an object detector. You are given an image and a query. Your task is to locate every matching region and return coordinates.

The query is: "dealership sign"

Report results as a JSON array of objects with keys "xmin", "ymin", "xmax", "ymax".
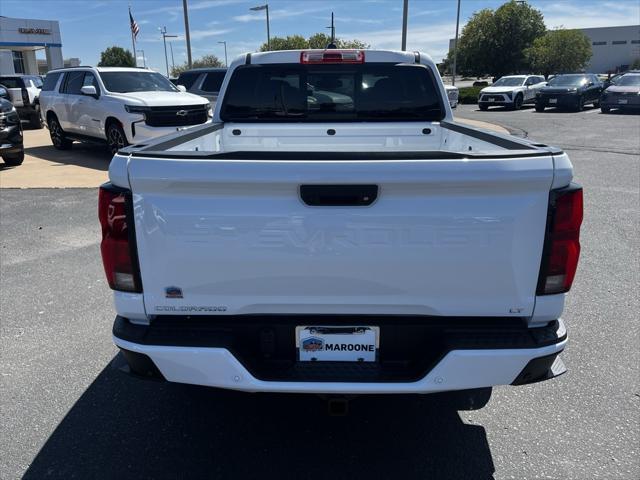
[{"xmin": 18, "ymin": 28, "xmax": 51, "ymax": 35}]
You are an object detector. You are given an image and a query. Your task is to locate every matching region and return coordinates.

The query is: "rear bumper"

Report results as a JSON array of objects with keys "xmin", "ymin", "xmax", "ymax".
[
  {"xmin": 535, "ymin": 95, "xmax": 581, "ymax": 108},
  {"xmin": 112, "ymin": 316, "xmax": 567, "ymax": 394},
  {"xmin": 600, "ymin": 96, "xmax": 640, "ymax": 109},
  {"xmin": 127, "ymin": 119, "xmax": 210, "ymax": 145}
]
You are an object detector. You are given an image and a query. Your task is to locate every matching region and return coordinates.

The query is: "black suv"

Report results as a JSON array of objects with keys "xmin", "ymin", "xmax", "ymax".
[
  {"xmin": 535, "ymin": 74, "xmax": 603, "ymax": 112},
  {"xmin": 0, "ymin": 98, "xmax": 24, "ymax": 166}
]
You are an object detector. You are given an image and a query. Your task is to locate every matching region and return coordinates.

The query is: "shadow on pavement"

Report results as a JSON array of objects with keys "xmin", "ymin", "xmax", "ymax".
[
  {"xmin": 23, "ymin": 360, "xmax": 495, "ymax": 479},
  {"xmin": 24, "ymin": 144, "xmax": 111, "ymax": 171}
]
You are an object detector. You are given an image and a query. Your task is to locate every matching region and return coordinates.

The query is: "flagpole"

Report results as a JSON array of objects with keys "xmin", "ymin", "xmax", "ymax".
[{"xmin": 129, "ymin": 5, "xmax": 137, "ymax": 67}]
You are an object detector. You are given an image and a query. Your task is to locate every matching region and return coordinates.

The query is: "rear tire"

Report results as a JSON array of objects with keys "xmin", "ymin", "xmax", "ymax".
[
  {"xmin": 106, "ymin": 122, "xmax": 129, "ymax": 155},
  {"xmin": 479, "ymin": 104, "xmax": 489, "ymax": 111},
  {"xmin": 601, "ymin": 105, "xmax": 611, "ymax": 113},
  {"xmin": 535, "ymin": 104, "xmax": 545, "ymax": 112},
  {"xmin": 48, "ymin": 116, "xmax": 73, "ymax": 150},
  {"xmin": 592, "ymin": 99, "xmax": 600, "ymax": 108},
  {"xmin": 2, "ymin": 151, "xmax": 24, "ymax": 166},
  {"xmin": 30, "ymin": 106, "xmax": 43, "ymax": 129},
  {"xmin": 575, "ymin": 96, "xmax": 585, "ymax": 112}
]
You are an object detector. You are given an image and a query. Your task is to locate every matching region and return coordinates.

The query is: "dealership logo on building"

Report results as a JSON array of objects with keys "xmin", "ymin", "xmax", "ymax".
[{"xmin": 19, "ymin": 28, "xmax": 51, "ymax": 35}]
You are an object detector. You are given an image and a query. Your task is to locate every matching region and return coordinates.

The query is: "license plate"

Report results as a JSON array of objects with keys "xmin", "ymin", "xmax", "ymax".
[
  {"xmin": 489, "ymin": 98, "xmax": 495, "ymax": 102},
  {"xmin": 549, "ymin": 98, "xmax": 557, "ymax": 104},
  {"xmin": 618, "ymin": 99, "xmax": 628, "ymax": 105},
  {"xmin": 296, "ymin": 326, "xmax": 379, "ymax": 362}
]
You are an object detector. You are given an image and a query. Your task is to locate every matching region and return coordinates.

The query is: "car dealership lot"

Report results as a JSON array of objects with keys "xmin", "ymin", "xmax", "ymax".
[{"xmin": 1, "ymin": 106, "xmax": 638, "ymax": 479}]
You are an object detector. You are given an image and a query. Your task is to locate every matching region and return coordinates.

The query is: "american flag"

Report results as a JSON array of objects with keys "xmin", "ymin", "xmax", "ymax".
[{"xmin": 129, "ymin": 8, "xmax": 140, "ymax": 39}]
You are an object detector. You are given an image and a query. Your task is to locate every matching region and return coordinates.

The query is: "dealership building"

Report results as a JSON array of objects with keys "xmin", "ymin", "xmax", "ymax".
[
  {"xmin": 448, "ymin": 25, "xmax": 640, "ymax": 74},
  {"xmin": 0, "ymin": 16, "xmax": 64, "ymax": 75}
]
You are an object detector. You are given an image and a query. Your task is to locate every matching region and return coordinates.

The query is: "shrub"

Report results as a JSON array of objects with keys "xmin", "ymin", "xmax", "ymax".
[{"xmin": 458, "ymin": 86, "xmax": 483, "ymax": 104}]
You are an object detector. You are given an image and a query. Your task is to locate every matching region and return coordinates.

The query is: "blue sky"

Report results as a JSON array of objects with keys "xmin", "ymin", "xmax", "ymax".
[{"xmin": 1, "ymin": 0, "xmax": 638, "ymax": 72}]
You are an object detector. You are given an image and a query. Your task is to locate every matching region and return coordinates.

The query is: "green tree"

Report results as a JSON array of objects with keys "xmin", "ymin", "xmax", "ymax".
[
  {"xmin": 455, "ymin": 0, "xmax": 546, "ymax": 77},
  {"xmin": 97, "ymin": 46, "xmax": 135, "ymax": 67},
  {"xmin": 524, "ymin": 29, "xmax": 592, "ymax": 77},
  {"xmin": 171, "ymin": 54, "xmax": 224, "ymax": 77},
  {"xmin": 261, "ymin": 35, "xmax": 308, "ymax": 52},
  {"xmin": 259, "ymin": 33, "xmax": 369, "ymax": 51}
]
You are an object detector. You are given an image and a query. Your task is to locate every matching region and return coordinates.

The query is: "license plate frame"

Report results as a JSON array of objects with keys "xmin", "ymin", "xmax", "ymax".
[{"xmin": 296, "ymin": 326, "xmax": 379, "ymax": 362}]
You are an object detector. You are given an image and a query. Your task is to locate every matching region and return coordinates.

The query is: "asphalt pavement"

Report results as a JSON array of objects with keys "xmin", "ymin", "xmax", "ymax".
[{"xmin": 1, "ymin": 104, "xmax": 638, "ymax": 479}]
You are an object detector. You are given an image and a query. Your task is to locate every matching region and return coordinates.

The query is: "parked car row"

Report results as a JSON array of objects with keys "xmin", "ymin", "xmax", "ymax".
[{"xmin": 477, "ymin": 71, "xmax": 639, "ymax": 113}]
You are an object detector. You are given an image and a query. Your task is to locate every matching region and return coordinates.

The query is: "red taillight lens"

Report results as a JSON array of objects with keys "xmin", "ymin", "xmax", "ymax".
[
  {"xmin": 537, "ymin": 184, "xmax": 583, "ymax": 295},
  {"xmin": 98, "ymin": 184, "xmax": 141, "ymax": 292},
  {"xmin": 300, "ymin": 50, "xmax": 365, "ymax": 64}
]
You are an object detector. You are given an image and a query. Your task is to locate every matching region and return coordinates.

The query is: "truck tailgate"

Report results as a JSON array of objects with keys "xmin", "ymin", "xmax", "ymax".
[{"xmin": 127, "ymin": 155, "xmax": 553, "ymax": 318}]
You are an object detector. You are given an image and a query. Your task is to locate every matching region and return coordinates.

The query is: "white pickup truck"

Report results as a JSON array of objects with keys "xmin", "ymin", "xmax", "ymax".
[{"xmin": 101, "ymin": 50, "xmax": 582, "ymax": 406}]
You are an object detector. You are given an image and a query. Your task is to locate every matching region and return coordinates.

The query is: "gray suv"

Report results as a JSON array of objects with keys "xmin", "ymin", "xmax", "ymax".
[{"xmin": 175, "ymin": 68, "xmax": 226, "ymax": 105}]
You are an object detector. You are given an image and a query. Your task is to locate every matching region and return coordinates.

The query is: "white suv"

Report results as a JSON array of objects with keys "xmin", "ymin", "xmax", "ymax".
[
  {"xmin": 478, "ymin": 75, "xmax": 546, "ymax": 110},
  {"xmin": 0, "ymin": 75, "xmax": 44, "ymax": 128},
  {"xmin": 39, "ymin": 67, "xmax": 211, "ymax": 153}
]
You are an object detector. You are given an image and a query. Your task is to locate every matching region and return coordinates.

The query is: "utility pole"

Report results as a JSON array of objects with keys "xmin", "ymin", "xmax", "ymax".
[
  {"xmin": 250, "ymin": 4, "xmax": 270, "ymax": 50},
  {"xmin": 326, "ymin": 12, "xmax": 336, "ymax": 48},
  {"xmin": 183, "ymin": 0, "xmax": 192, "ymax": 68},
  {"xmin": 160, "ymin": 26, "xmax": 177, "ymax": 77},
  {"xmin": 401, "ymin": 0, "xmax": 408, "ymax": 51},
  {"xmin": 218, "ymin": 41, "xmax": 228, "ymax": 67},
  {"xmin": 452, "ymin": 0, "xmax": 461, "ymax": 86}
]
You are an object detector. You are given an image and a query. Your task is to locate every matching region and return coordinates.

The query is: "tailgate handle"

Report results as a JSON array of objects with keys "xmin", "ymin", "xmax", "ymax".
[{"xmin": 300, "ymin": 185, "xmax": 378, "ymax": 206}]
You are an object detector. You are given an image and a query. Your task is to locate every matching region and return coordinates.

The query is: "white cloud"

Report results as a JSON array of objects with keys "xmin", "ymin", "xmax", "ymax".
[
  {"xmin": 137, "ymin": 0, "xmax": 245, "ymax": 16},
  {"xmin": 189, "ymin": 28, "xmax": 235, "ymax": 40},
  {"xmin": 342, "ymin": 22, "xmax": 458, "ymax": 62},
  {"xmin": 540, "ymin": 1, "xmax": 640, "ymax": 29},
  {"xmin": 233, "ymin": 7, "xmax": 325, "ymax": 23}
]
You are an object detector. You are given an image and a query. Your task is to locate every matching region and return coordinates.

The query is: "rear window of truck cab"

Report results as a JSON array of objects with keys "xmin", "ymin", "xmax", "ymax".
[{"xmin": 220, "ymin": 63, "xmax": 445, "ymax": 122}]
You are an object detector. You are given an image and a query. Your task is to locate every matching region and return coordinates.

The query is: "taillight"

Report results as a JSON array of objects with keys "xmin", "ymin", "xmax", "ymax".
[
  {"xmin": 537, "ymin": 183, "xmax": 583, "ymax": 295},
  {"xmin": 98, "ymin": 184, "xmax": 142, "ymax": 292},
  {"xmin": 21, "ymin": 88, "xmax": 29, "ymax": 104},
  {"xmin": 300, "ymin": 50, "xmax": 365, "ymax": 64}
]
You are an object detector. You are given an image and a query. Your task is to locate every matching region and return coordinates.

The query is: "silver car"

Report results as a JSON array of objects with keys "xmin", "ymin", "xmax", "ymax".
[{"xmin": 601, "ymin": 73, "xmax": 640, "ymax": 113}]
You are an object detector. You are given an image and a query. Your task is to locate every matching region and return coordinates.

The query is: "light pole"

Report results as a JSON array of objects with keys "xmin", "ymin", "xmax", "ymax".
[
  {"xmin": 401, "ymin": 0, "xmax": 408, "ymax": 51},
  {"xmin": 218, "ymin": 41, "xmax": 228, "ymax": 67},
  {"xmin": 136, "ymin": 49, "xmax": 146, "ymax": 68},
  {"xmin": 452, "ymin": 0, "xmax": 461, "ymax": 86},
  {"xmin": 183, "ymin": 0, "xmax": 193, "ymax": 68},
  {"xmin": 160, "ymin": 26, "xmax": 177, "ymax": 77},
  {"xmin": 250, "ymin": 4, "xmax": 270, "ymax": 50}
]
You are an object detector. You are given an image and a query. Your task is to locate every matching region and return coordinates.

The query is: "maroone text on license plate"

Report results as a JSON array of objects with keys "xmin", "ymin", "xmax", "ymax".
[{"xmin": 296, "ymin": 326, "xmax": 379, "ymax": 362}]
